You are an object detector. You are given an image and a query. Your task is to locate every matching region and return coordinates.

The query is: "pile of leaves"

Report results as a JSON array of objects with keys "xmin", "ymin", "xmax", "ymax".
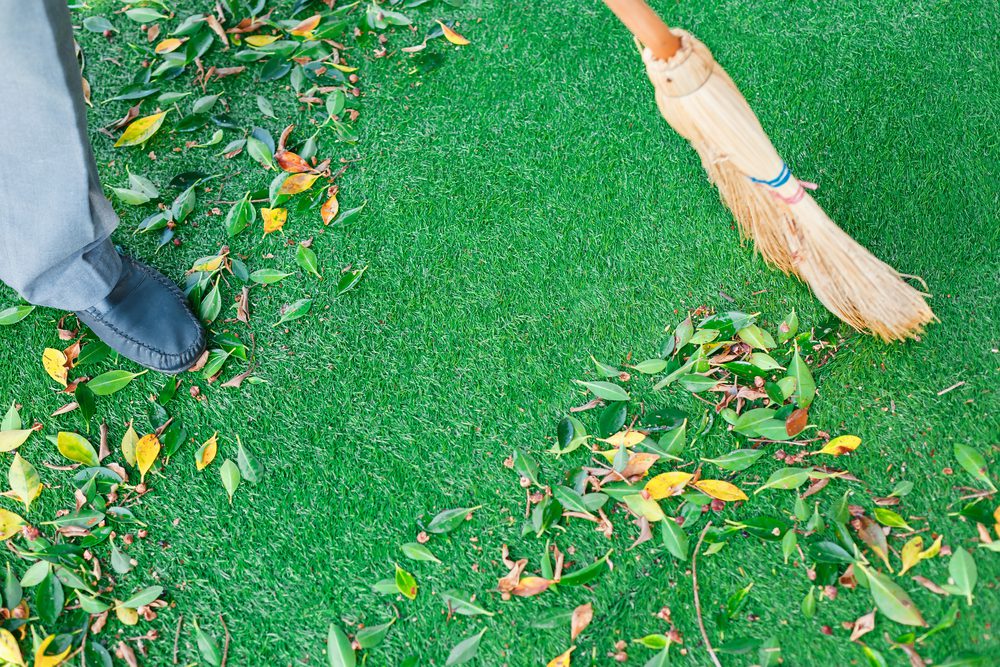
[
  {"xmin": 321, "ymin": 309, "xmax": 997, "ymax": 666},
  {"xmin": 0, "ymin": 0, "xmax": 472, "ymax": 664}
]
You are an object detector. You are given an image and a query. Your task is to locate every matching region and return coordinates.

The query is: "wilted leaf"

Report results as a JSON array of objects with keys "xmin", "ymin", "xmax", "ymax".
[
  {"xmin": 547, "ymin": 647, "xmax": 575, "ymax": 667},
  {"xmin": 195, "ymin": 433, "xmax": 218, "ymax": 471},
  {"xmin": 135, "ymin": 434, "xmax": 161, "ymax": 483},
  {"xmin": 849, "ymin": 609, "xmax": 877, "ymax": 642},
  {"xmin": 121, "ymin": 424, "xmax": 139, "ymax": 466},
  {"xmin": 289, "ymin": 14, "xmax": 321, "ymax": 37},
  {"xmin": 571, "ymin": 602, "xmax": 593, "ymax": 640},
  {"xmin": 0, "ymin": 429, "xmax": 32, "ymax": 453},
  {"xmin": 436, "ymin": 20, "xmax": 470, "ymax": 45},
  {"xmin": 262, "ymin": 207, "xmax": 287, "ymax": 234},
  {"xmin": 900, "ymin": 537, "xmax": 923, "ymax": 575},
  {"xmin": 0, "ymin": 508, "xmax": 24, "ymax": 541},
  {"xmin": 56, "ymin": 431, "xmax": 99, "ymax": 467},
  {"xmin": 599, "ymin": 430, "xmax": 645, "ymax": 449},
  {"xmin": 9, "ymin": 454, "xmax": 41, "ymax": 512},
  {"xmin": 855, "ymin": 515, "xmax": 891, "ymax": 569},
  {"xmin": 815, "ymin": 435, "xmax": 861, "ymax": 456},
  {"xmin": 278, "ymin": 172, "xmax": 320, "ymax": 195},
  {"xmin": 694, "ymin": 479, "xmax": 748, "ymax": 502},
  {"xmin": 321, "ymin": 194, "xmax": 340, "ymax": 225},
  {"xmin": 114, "ymin": 111, "xmax": 167, "ymax": 147},
  {"xmin": 0, "ymin": 628, "xmax": 23, "ymax": 666},
  {"xmin": 42, "ymin": 348, "xmax": 68, "ymax": 386},
  {"xmin": 394, "ymin": 564, "xmax": 417, "ymax": 600},
  {"xmin": 246, "ymin": 35, "xmax": 280, "ymax": 48},
  {"xmin": 644, "ymin": 472, "xmax": 693, "ymax": 499}
]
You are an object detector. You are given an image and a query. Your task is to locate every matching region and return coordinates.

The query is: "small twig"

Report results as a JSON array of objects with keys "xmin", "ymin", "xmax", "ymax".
[
  {"xmin": 173, "ymin": 614, "xmax": 184, "ymax": 665},
  {"xmin": 693, "ymin": 522, "xmax": 722, "ymax": 667},
  {"xmin": 219, "ymin": 615, "xmax": 231, "ymax": 667},
  {"xmin": 936, "ymin": 381, "xmax": 965, "ymax": 396}
]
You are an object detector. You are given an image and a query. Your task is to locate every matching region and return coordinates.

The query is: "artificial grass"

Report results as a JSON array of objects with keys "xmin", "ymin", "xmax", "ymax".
[{"xmin": 0, "ymin": 0, "xmax": 997, "ymax": 664}]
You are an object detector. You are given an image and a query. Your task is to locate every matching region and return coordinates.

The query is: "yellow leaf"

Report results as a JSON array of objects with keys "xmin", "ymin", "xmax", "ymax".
[
  {"xmin": 289, "ymin": 14, "xmax": 320, "ymax": 37},
  {"xmin": 9, "ymin": 454, "xmax": 42, "ymax": 512},
  {"xmin": 135, "ymin": 434, "xmax": 161, "ymax": 483},
  {"xmin": 0, "ymin": 430, "xmax": 32, "ymax": 453},
  {"xmin": 42, "ymin": 348, "xmax": 68, "ymax": 387},
  {"xmin": 0, "ymin": 628, "xmax": 24, "ymax": 666},
  {"xmin": 918, "ymin": 534, "xmax": 942, "ymax": 560},
  {"xmin": 115, "ymin": 604, "xmax": 139, "ymax": 626},
  {"xmin": 195, "ymin": 433, "xmax": 218, "ymax": 471},
  {"xmin": 33, "ymin": 634, "xmax": 70, "ymax": 667},
  {"xmin": 899, "ymin": 536, "xmax": 923, "ymax": 575},
  {"xmin": 154, "ymin": 38, "xmax": 184, "ymax": 54},
  {"xmin": 437, "ymin": 20, "xmax": 470, "ymax": 45},
  {"xmin": 693, "ymin": 479, "xmax": 748, "ymax": 502},
  {"xmin": 815, "ymin": 435, "xmax": 862, "ymax": 456},
  {"xmin": 245, "ymin": 34, "xmax": 280, "ymax": 47},
  {"xmin": 598, "ymin": 430, "xmax": 646, "ymax": 449},
  {"xmin": 191, "ymin": 255, "xmax": 226, "ymax": 273},
  {"xmin": 278, "ymin": 173, "xmax": 319, "ymax": 195},
  {"xmin": 114, "ymin": 111, "xmax": 168, "ymax": 148},
  {"xmin": 547, "ymin": 647, "xmax": 575, "ymax": 667},
  {"xmin": 330, "ymin": 62, "xmax": 358, "ymax": 73},
  {"xmin": 262, "ymin": 207, "xmax": 287, "ymax": 235},
  {"xmin": 321, "ymin": 194, "xmax": 339, "ymax": 225},
  {"xmin": 121, "ymin": 424, "xmax": 139, "ymax": 467},
  {"xmin": 0, "ymin": 508, "xmax": 24, "ymax": 541},
  {"xmin": 623, "ymin": 493, "xmax": 665, "ymax": 522},
  {"xmin": 644, "ymin": 472, "xmax": 693, "ymax": 500}
]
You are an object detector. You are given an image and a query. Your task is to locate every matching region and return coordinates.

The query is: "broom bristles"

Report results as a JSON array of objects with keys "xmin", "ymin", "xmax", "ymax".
[{"xmin": 642, "ymin": 31, "xmax": 935, "ymax": 341}]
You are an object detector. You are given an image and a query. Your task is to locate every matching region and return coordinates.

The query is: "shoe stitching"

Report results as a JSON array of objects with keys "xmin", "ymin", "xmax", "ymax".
[{"xmin": 80, "ymin": 258, "xmax": 204, "ymax": 367}]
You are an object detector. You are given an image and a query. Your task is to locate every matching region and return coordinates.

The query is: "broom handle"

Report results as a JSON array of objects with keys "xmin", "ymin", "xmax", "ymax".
[{"xmin": 602, "ymin": 0, "xmax": 681, "ymax": 59}]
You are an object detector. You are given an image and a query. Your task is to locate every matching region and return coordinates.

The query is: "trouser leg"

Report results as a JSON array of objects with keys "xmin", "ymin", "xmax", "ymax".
[{"xmin": 0, "ymin": 0, "xmax": 121, "ymax": 311}]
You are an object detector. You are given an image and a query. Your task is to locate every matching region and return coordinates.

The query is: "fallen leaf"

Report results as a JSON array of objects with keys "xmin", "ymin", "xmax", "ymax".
[
  {"xmin": 815, "ymin": 435, "xmax": 861, "ymax": 456},
  {"xmin": 693, "ymin": 479, "xmax": 748, "ymax": 502},
  {"xmin": 114, "ymin": 111, "xmax": 167, "ymax": 148},
  {"xmin": 195, "ymin": 433, "xmax": 218, "ymax": 471},
  {"xmin": 571, "ymin": 603, "xmax": 593, "ymax": 640},
  {"xmin": 644, "ymin": 472, "xmax": 693, "ymax": 499},
  {"xmin": 511, "ymin": 576, "xmax": 551, "ymax": 597},
  {"xmin": 0, "ymin": 628, "xmax": 23, "ymax": 667},
  {"xmin": 437, "ymin": 20, "xmax": 470, "ymax": 45},
  {"xmin": 135, "ymin": 434, "xmax": 161, "ymax": 483},
  {"xmin": 154, "ymin": 38, "xmax": 184, "ymax": 54},
  {"xmin": 42, "ymin": 348, "xmax": 69, "ymax": 386},
  {"xmin": 786, "ymin": 408, "xmax": 808, "ymax": 437},
  {"xmin": 289, "ymin": 14, "xmax": 320, "ymax": 37},
  {"xmin": 599, "ymin": 430, "xmax": 646, "ymax": 449},
  {"xmin": 33, "ymin": 634, "xmax": 71, "ymax": 667},
  {"xmin": 276, "ymin": 150, "xmax": 312, "ymax": 173},
  {"xmin": 245, "ymin": 35, "xmax": 280, "ymax": 47},
  {"xmin": 900, "ymin": 537, "xmax": 923, "ymax": 575},
  {"xmin": 262, "ymin": 207, "xmax": 287, "ymax": 234},
  {"xmin": 547, "ymin": 647, "xmax": 575, "ymax": 667},
  {"xmin": 0, "ymin": 430, "xmax": 32, "ymax": 453},
  {"xmin": 849, "ymin": 609, "xmax": 876, "ymax": 641},
  {"xmin": 278, "ymin": 172, "xmax": 319, "ymax": 195},
  {"xmin": 0, "ymin": 507, "xmax": 24, "ymax": 541},
  {"xmin": 8, "ymin": 453, "xmax": 42, "ymax": 512},
  {"xmin": 321, "ymin": 194, "xmax": 340, "ymax": 225}
]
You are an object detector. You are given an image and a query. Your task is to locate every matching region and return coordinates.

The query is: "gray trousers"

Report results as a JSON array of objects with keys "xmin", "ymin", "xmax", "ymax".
[{"xmin": 0, "ymin": 0, "xmax": 121, "ymax": 310}]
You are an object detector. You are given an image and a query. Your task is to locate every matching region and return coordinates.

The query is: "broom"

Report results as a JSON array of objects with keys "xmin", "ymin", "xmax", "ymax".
[{"xmin": 602, "ymin": 0, "xmax": 935, "ymax": 341}]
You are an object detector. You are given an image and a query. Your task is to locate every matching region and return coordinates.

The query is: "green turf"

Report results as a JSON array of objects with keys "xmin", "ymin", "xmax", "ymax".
[{"xmin": 0, "ymin": 0, "xmax": 997, "ymax": 664}]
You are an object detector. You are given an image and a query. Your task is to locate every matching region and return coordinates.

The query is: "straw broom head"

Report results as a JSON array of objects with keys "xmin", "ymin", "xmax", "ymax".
[{"xmin": 605, "ymin": 2, "xmax": 935, "ymax": 341}]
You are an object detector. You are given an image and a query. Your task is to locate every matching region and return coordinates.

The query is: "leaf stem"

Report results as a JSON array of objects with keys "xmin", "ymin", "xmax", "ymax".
[{"xmin": 693, "ymin": 521, "xmax": 722, "ymax": 667}]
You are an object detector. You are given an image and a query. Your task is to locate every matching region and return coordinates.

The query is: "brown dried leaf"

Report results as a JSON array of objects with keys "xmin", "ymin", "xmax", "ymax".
[
  {"xmin": 571, "ymin": 602, "xmax": 593, "ymax": 641},
  {"xmin": 911, "ymin": 576, "xmax": 947, "ymax": 595},
  {"xmin": 276, "ymin": 150, "xmax": 312, "ymax": 174},
  {"xmin": 511, "ymin": 576, "xmax": 551, "ymax": 597},
  {"xmin": 853, "ymin": 516, "xmax": 892, "ymax": 570},
  {"xmin": 786, "ymin": 408, "xmax": 808, "ymax": 437},
  {"xmin": 849, "ymin": 609, "xmax": 876, "ymax": 641},
  {"xmin": 497, "ymin": 558, "xmax": 527, "ymax": 593}
]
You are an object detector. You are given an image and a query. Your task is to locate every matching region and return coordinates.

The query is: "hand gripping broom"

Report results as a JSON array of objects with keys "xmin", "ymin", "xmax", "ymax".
[{"xmin": 603, "ymin": 0, "xmax": 934, "ymax": 341}]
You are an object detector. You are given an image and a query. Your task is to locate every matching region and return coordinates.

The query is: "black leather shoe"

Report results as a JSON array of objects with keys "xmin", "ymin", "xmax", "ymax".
[{"xmin": 75, "ymin": 255, "xmax": 205, "ymax": 374}]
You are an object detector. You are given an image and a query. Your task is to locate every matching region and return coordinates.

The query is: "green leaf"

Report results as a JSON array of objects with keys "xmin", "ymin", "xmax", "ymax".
[
  {"xmin": 677, "ymin": 374, "xmax": 717, "ymax": 393},
  {"xmin": 249, "ymin": 268, "xmax": 293, "ymax": 284},
  {"xmin": 558, "ymin": 550, "xmax": 613, "ymax": 586},
  {"xmin": 356, "ymin": 618, "xmax": 395, "ymax": 649},
  {"xmin": 77, "ymin": 340, "xmax": 112, "ymax": 366},
  {"xmin": 120, "ymin": 585, "xmax": 163, "ymax": 608},
  {"xmin": 275, "ymin": 298, "xmax": 312, "ymax": 326},
  {"xmin": 247, "ymin": 136, "xmax": 275, "ymax": 169},
  {"xmin": 56, "ymin": 431, "xmax": 99, "ymax": 467},
  {"xmin": 873, "ymin": 508, "xmax": 912, "ymax": 531},
  {"xmin": 36, "ymin": 572, "xmax": 65, "ymax": 625},
  {"xmin": 445, "ymin": 628, "xmax": 486, "ymax": 666},
  {"xmin": 597, "ymin": 401, "xmax": 627, "ymax": 438},
  {"xmin": 573, "ymin": 380, "xmax": 629, "ymax": 402},
  {"xmin": 778, "ymin": 309, "xmax": 799, "ymax": 343},
  {"xmin": 733, "ymin": 408, "xmax": 777, "ymax": 436},
  {"xmin": 86, "ymin": 370, "xmax": 146, "ymax": 396},
  {"xmin": 702, "ymin": 448, "xmax": 765, "ymax": 472},
  {"xmin": 256, "ymin": 94, "xmax": 276, "ymax": 118},
  {"xmin": 296, "ymin": 243, "xmax": 322, "ymax": 279},
  {"xmin": 801, "ymin": 586, "xmax": 816, "ymax": 617},
  {"xmin": 1, "ymin": 401, "xmax": 20, "ymax": 431},
  {"xmin": 673, "ymin": 316, "xmax": 693, "ymax": 349},
  {"xmin": 0, "ymin": 305, "xmax": 35, "ymax": 325},
  {"xmin": 427, "ymin": 506, "xmax": 478, "ymax": 534},
  {"xmin": 787, "ymin": 348, "xmax": 815, "ymax": 408},
  {"xmin": 220, "ymin": 459, "xmax": 240, "ymax": 503},
  {"xmin": 200, "ymin": 280, "xmax": 222, "ymax": 324},
  {"xmin": 225, "ymin": 194, "xmax": 256, "ymax": 237},
  {"xmin": 328, "ymin": 202, "xmax": 366, "ymax": 227},
  {"xmin": 5, "ymin": 563, "xmax": 22, "ymax": 609},
  {"xmin": 554, "ymin": 485, "xmax": 594, "ymax": 516},
  {"xmin": 755, "ymin": 467, "xmax": 812, "ymax": 494},
  {"xmin": 512, "ymin": 448, "xmax": 540, "ymax": 485},
  {"xmin": 738, "ymin": 325, "xmax": 775, "ymax": 350},
  {"xmin": 401, "ymin": 542, "xmax": 441, "ymax": 564},
  {"xmin": 631, "ymin": 358, "xmax": 667, "ymax": 374},
  {"xmin": 954, "ymin": 443, "xmax": 995, "ymax": 491},
  {"xmin": 336, "ymin": 266, "xmax": 367, "ymax": 296},
  {"xmin": 193, "ymin": 617, "xmax": 223, "ymax": 667},
  {"xmin": 440, "ymin": 590, "xmax": 494, "ymax": 617},
  {"xmin": 948, "ymin": 547, "xmax": 977, "ymax": 605},
  {"xmin": 660, "ymin": 517, "xmax": 688, "ymax": 561},
  {"xmin": 858, "ymin": 564, "xmax": 926, "ymax": 627},
  {"xmin": 394, "ymin": 564, "xmax": 418, "ymax": 600},
  {"xmin": 326, "ymin": 90, "xmax": 346, "ymax": 116},
  {"xmin": 125, "ymin": 7, "xmax": 167, "ymax": 22},
  {"xmin": 236, "ymin": 436, "xmax": 262, "ymax": 484},
  {"xmin": 781, "ymin": 529, "xmax": 797, "ymax": 563}
]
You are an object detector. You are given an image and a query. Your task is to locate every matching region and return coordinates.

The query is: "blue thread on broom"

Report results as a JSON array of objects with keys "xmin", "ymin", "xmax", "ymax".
[{"xmin": 750, "ymin": 163, "xmax": 791, "ymax": 188}]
